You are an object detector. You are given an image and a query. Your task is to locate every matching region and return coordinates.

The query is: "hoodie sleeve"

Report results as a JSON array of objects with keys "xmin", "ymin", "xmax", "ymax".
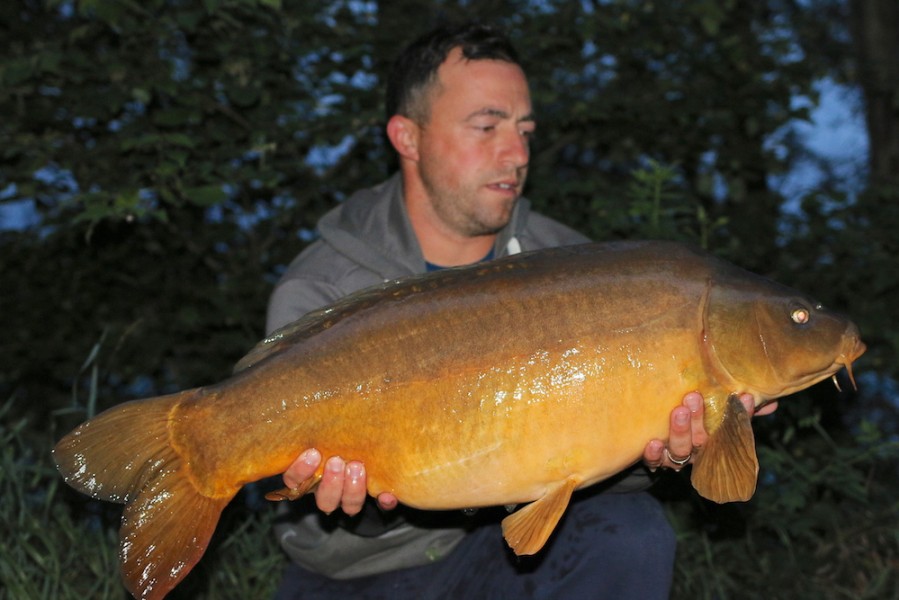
[{"xmin": 266, "ymin": 238, "xmax": 388, "ymax": 335}]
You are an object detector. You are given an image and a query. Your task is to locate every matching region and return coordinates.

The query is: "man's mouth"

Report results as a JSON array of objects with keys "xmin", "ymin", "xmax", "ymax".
[{"xmin": 488, "ymin": 181, "xmax": 519, "ymax": 193}]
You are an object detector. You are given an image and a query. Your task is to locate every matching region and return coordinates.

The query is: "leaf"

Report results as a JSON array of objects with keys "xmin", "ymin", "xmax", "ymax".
[{"xmin": 185, "ymin": 185, "xmax": 228, "ymax": 207}]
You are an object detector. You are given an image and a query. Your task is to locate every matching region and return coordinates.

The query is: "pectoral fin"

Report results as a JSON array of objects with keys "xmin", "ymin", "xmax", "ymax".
[
  {"xmin": 501, "ymin": 477, "xmax": 579, "ymax": 555},
  {"xmin": 691, "ymin": 394, "xmax": 759, "ymax": 503}
]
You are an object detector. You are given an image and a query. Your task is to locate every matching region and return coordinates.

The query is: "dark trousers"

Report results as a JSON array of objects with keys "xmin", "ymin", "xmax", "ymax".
[{"xmin": 273, "ymin": 490, "xmax": 675, "ymax": 599}]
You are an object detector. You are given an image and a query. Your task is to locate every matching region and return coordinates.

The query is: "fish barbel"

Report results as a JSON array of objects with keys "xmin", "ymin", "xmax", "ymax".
[{"xmin": 53, "ymin": 240, "xmax": 865, "ymax": 599}]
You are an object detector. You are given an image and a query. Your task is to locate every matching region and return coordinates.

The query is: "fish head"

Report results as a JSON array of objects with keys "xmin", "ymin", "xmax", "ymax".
[{"xmin": 704, "ymin": 273, "xmax": 866, "ymax": 401}]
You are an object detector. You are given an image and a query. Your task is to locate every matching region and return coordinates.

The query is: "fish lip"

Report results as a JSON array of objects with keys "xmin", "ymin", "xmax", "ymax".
[
  {"xmin": 839, "ymin": 322, "xmax": 866, "ymax": 363},
  {"xmin": 847, "ymin": 338, "xmax": 867, "ymax": 363},
  {"xmin": 837, "ymin": 336, "xmax": 866, "ymax": 391}
]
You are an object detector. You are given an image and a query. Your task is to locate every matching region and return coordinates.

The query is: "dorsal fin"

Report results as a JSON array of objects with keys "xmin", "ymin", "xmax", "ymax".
[{"xmin": 233, "ymin": 289, "xmax": 386, "ymax": 373}]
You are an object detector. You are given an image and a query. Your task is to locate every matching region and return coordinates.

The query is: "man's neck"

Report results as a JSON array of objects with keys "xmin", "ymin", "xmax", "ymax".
[
  {"xmin": 402, "ymin": 173, "xmax": 498, "ymax": 268},
  {"xmin": 410, "ymin": 213, "xmax": 497, "ymax": 267}
]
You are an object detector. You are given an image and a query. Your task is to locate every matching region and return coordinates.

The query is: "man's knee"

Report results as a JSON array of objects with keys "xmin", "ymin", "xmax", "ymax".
[
  {"xmin": 571, "ymin": 491, "xmax": 674, "ymax": 563},
  {"xmin": 514, "ymin": 491, "xmax": 674, "ymax": 598}
]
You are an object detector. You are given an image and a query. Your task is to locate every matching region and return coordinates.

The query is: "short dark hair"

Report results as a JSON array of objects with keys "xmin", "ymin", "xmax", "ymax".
[{"xmin": 385, "ymin": 22, "xmax": 522, "ymax": 122}]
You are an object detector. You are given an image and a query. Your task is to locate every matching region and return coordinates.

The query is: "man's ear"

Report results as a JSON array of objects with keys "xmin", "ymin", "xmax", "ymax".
[{"xmin": 386, "ymin": 114, "xmax": 420, "ymax": 162}]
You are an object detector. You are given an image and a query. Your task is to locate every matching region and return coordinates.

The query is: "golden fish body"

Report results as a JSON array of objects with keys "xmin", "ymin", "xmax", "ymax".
[{"xmin": 54, "ymin": 240, "xmax": 865, "ymax": 599}]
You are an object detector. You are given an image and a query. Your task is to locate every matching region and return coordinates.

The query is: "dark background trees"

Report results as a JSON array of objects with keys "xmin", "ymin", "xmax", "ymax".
[{"xmin": 2, "ymin": 1, "xmax": 896, "ymax": 597}]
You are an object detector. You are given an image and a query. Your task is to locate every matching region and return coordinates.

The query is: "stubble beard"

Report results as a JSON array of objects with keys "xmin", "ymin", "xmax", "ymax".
[{"xmin": 421, "ymin": 171, "xmax": 524, "ymax": 238}]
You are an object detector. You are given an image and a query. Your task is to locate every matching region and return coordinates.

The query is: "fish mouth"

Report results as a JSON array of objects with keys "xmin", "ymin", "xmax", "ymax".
[{"xmin": 831, "ymin": 335, "xmax": 867, "ymax": 392}]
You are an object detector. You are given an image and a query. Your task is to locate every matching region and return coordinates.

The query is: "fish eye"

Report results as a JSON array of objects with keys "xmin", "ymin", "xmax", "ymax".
[{"xmin": 791, "ymin": 307, "xmax": 810, "ymax": 324}]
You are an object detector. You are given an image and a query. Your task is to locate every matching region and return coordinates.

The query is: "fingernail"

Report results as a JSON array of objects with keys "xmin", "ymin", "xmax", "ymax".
[
  {"xmin": 347, "ymin": 462, "xmax": 364, "ymax": 485},
  {"xmin": 326, "ymin": 457, "xmax": 343, "ymax": 473},
  {"xmin": 685, "ymin": 395, "xmax": 701, "ymax": 412},
  {"xmin": 303, "ymin": 449, "xmax": 321, "ymax": 466},
  {"xmin": 675, "ymin": 410, "xmax": 690, "ymax": 425}
]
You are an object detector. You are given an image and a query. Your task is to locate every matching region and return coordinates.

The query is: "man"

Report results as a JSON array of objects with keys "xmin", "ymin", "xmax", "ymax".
[{"xmin": 266, "ymin": 22, "xmax": 771, "ymax": 599}]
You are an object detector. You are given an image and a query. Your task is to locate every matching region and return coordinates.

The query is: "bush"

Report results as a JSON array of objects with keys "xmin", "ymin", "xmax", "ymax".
[{"xmin": 666, "ymin": 400, "xmax": 899, "ymax": 600}]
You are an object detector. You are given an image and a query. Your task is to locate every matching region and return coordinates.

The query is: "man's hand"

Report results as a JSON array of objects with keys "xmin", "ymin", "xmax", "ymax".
[
  {"xmin": 282, "ymin": 448, "xmax": 397, "ymax": 515},
  {"xmin": 643, "ymin": 392, "xmax": 778, "ymax": 471}
]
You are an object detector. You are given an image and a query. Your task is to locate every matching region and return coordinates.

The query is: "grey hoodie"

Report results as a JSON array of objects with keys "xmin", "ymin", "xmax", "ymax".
[{"xmin": 265, "ymin": 173, "xmax": 644, "ymax": 579}]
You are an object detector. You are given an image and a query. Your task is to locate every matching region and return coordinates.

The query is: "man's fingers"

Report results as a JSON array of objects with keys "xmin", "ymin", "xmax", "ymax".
[
  {"xmin": 665, "ymin": 405, "xmax": 694, "ymax": 469},
  {"xmin": 648, "ymin": 392, "xmax": 771, "ymax": 474},
  {"xmin": 312, "ymin": 457, "xmax": 371, "ymax": 516},
  {"xmin": 643, "ymin": 439, "xmax": 665, "ymax": 471},
  {"xmin": 683, "ymin": 392, "xmax": 708, "ymax": 448},
  {"xmin": 284, "ymin": 448, "xmax": 322, "ymax": 489},
  {"xmin": 377, "ymin": 492, "xmax": 399, "ymax": 511},
  {"xmin": 315, "ymin": 456, "xmax": 347, "ymax": 514},
  {"xmin": 739, "ymin": 392, "xmax": 755, "ymax": 416},
  {"xmin": 340, "ymin": 461, "xmax": 368, "ymax": 516}
]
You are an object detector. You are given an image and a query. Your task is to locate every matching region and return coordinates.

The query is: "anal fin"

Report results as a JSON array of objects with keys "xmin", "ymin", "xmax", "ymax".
[
  {"xmin": 501, "ymin": 477, "xmax": 579, "ymax": 555},
  {"xmin": 691, "ymin": 394, "xmax": 759, "ymax": 503}
]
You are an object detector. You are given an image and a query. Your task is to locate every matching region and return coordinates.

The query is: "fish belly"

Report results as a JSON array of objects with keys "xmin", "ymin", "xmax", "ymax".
[{"xmin": 333, "ymin": 341, "xmax": 698, "ymax": 509}]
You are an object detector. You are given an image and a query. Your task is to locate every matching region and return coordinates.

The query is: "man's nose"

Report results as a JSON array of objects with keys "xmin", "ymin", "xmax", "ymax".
[{"xmin": 500, "ymin": 129, "xmax": 530, "ymax": 169}]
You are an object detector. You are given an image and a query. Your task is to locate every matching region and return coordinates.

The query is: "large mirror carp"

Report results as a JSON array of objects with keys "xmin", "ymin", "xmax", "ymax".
[{"xmin": 54, "ymin": 240, "xmax": 865, "ymax": 599}]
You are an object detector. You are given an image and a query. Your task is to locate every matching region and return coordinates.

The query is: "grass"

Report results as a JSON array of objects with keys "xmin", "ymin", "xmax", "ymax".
[{"xmin": 1, "ymin": 398, "xmax": 282, "ymax": 600}]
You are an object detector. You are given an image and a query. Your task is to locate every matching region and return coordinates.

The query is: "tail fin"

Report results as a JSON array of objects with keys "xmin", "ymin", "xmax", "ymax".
[{"xmin": 53, "ymin": 392, "xmax": 234, "ymax": 600}]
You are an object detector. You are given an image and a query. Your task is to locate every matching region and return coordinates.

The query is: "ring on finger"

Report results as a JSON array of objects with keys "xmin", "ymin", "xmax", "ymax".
[{"xmin": 665, "ymin": 447, "xmax": 692, "ymax": 467}]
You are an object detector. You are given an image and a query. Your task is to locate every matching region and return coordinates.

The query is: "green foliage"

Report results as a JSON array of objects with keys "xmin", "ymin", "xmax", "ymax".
[
  {"xmin": 1, "ymin": 0, "xmax": 896, "ymax": 597},
  {"xmin": 0, "ymin": 395, "xmax": 123, "ymax": 598},
  {"xmin": 619, "ymin": 159, "xmax": 729, "ymax": 247}
]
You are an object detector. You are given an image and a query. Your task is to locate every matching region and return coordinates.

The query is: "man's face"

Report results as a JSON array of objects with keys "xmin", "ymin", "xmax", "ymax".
[{"xmin": 414, "ymin": 48, "xmax": 534, "ymax": 237}]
